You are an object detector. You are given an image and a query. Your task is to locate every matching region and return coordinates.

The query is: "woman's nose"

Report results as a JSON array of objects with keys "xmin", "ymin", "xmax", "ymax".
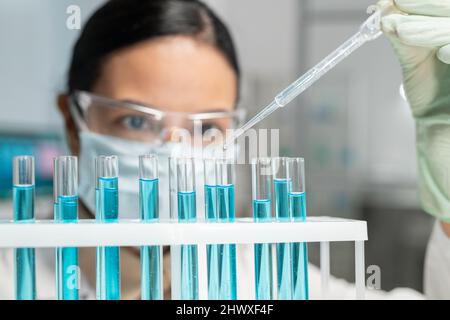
[{"xmin": 161, "ymin": 126, "xmax": 193, "ymax": 144}]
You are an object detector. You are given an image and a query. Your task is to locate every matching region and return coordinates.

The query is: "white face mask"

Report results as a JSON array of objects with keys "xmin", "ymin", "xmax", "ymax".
[{"xmin": 78, "ymin": 131, "xmax": 225, "ymax": 220}]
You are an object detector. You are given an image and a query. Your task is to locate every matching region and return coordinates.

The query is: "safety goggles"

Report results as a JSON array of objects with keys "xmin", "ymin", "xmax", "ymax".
[{"xmin": 69, "ymin": 91, "xmax": 246, "ymax": 145}]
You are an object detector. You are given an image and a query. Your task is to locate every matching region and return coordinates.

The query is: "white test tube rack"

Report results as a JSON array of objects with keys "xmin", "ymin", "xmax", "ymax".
[{"xmin": 0, "ymin": 216, "xmax": 367, "ymax": 300}]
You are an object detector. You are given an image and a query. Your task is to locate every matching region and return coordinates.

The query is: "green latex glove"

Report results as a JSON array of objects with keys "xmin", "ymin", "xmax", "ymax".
[{"xmin": 378, "ymin": 0, "xmax": 450, "ymax": 221}]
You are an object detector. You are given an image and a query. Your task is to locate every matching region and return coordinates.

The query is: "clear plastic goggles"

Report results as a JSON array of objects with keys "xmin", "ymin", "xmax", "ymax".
[{"xmin": 69, "ymin": 91, "xmax": 246, "ymax": 145}]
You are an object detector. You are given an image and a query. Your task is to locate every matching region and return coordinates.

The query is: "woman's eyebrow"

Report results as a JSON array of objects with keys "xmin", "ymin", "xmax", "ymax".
[
  {"xmin": 200, "ymin": 108, "xmax": 230, "ymax": 113},
  {"xmin": 122, "ymin": 99, "xmax": 159, "ymax": 109}
]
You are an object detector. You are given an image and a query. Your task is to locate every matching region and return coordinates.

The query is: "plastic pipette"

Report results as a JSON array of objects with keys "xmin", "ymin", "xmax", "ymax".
[{"xmin": 224, "ymin": 7, "xmax": 384, "ymax": 150}]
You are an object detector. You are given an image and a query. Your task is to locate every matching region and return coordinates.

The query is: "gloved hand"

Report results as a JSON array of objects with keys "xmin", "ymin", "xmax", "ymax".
[{"xmin": 378, "ymin": 0, "xmax": 450, "ymax": 221}]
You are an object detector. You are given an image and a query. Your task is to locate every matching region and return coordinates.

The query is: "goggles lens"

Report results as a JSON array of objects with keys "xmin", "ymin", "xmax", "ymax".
[{"xmin": 71, "ymin": 91, "xmax": 245, "ymax": 145}]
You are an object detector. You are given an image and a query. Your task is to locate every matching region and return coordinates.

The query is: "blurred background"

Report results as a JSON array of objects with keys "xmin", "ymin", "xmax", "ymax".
[{"xmin": 0, "ymin": 0, "xmax": 433, "ymax": 294}]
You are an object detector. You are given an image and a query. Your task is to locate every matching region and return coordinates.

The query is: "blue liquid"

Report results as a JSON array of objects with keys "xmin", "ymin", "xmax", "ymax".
[
  {"xmin": 253, "ymin": 199, "xmax": 273, "ymax": 300},
  {"xmin": 55, "ymin": 195, "xmax": 79, "ymax": 300},
  {"xmin": 274, "ymin": 179, "xmax": 291, "ymax": 220},
  {"xmin": 205, "ymin": 185, "xmax": 217, "ymax": 221},
  {"xmin": 139, "ymin": 178, "xmax": 162, "ymax": 300},
  {"xmin": 205, "ymin": 184, "xmax": 237, "ymax": 300},
  {"xmin": 140, "ymin": 179, "xmax": 159, "ymax": 221},
  {"xmin": 96, "ymin": 177, "xmax": 120, "ymax": 300},
  {"xmin": 274, "ymin": 179, "xmax": 293, "ymax": 300},
  {"xmin": 178, "ymin": 191, "xmax": 197, "ymax": 221},
  {"xmin": 13, "ymin": 185, "xmax": 36, "ymax": 300},
  {"xmin": 205, "ymin": 185, "xmax": 219, "ymax": 299},
  {"xmin": 178, "ymin": 191, "xmax": 198, "ymax": 300},
  {"xmin": 289, "ymin": 192, "xmax": 309, "ymax": 300},
  {"xmin": 217, "ymin": 185, "xmax": 237, "ymax": 300}
]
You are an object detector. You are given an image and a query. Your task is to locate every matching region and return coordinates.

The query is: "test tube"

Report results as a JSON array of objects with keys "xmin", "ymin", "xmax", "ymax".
[
  {"xmin": 54, "ymin": 156, "xmax": 79, "ymax": 300},
  {"xmin": 13, "ymin": 156, "xmax": 36, "ymax": 300},
  {"xmin": 172, "ymin": 157, "xmax": 199, "ymax": 300},
  {"xmin": 95, "ymin": 155, "xmax": 120, "ymax": 300},
  {"xmin": 251, "ymin": 158, "xmax": 273, "ymax": 300},
  {"xmin": 203, "ymin": 158, "xmax": 219, "ymax": 299},
  {"xmin": 287, "ymin": 158, "xmax": 309, "ymax": 300},
  {"xmin": 273, "ymin": 157, "xmax": 293, "ymax": 299},
  {"xmin": 139, "ymin": 155, "xmax": 162, "ymax": 300},
  {"xmin": 216, "ymin": 159, "xmax": 237, "ymax": 299}
]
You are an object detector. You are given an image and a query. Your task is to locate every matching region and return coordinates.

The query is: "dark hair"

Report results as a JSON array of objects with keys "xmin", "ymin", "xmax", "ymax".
[{"xmin": 68, "ymin": 0, "xmax": 240, "ymax": 96}]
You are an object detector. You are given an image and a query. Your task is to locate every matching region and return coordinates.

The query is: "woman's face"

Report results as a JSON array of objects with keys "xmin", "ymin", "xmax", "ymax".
[{"xmin": 59, "ymin": 36, "xmax": 238, "ymax": 153}]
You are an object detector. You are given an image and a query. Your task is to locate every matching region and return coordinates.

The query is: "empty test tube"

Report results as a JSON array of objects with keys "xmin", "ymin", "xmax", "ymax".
[
  {"xmin": 273, "ymin": 157, "xmax": 293, "ymax": 300},
  {"xmin": 204, "ymin": 158, "xmax": 237, "ymax": 300},
  {"xmin": 287, "ymin": 158, "xmax": 309, "ymax": 300},
  {"xmin": 252, "ymin": 158, "xmax": 273, "ymax": 300},
  {"xmin": 13, "ymin": 156, "xmax": 36, "ymax": 300},
  {"xmin": 54, "ymin": 156, "xmax": 79, "ymax": 300},
  {"xmin": 95, "ymin": 155, "xmax": 120, "ymax": 300},
  {"xmin": 139, "ymin": 155, "xmax": 162, "ymax": 300}
]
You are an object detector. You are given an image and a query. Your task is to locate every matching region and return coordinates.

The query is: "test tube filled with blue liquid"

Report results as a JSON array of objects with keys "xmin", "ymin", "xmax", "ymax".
[
  {"xmin": 172, "ymin": 157, "xmax": 198, "ymax": 300},
  {"xmin": 204, "ymin": 158, "xmax": 219, "ymax": 299},
  {"xmin": 287, "ymin": 158, "xmax": 309, "ymax": 300},
  {"xmin": 252, "ymin": 158, "xmax": 273, "ymax": 300},
  {"xmin": 13, "ymin": 156, "xmax": 36, "ymax": 300},
  {"xmin": 54, "ymin": 156, "xmax": 79, "ymax": 300},
  {"xmin": 139, "ymin": 155, "xmax": 162, "ymax": 300},
  {"xmin": 204, "ymin": 158, "xmax": 237, "ymax": 300},
  {"xmin": 95, "ymin": 155, "xmax": 120, "ymax": 300},
  {"xmin": 273, "ymin": 157, "xmax": 293, "ymax": 299}
]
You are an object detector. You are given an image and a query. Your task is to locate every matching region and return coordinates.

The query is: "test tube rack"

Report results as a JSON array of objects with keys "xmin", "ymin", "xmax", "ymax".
[{"xmin": 0, "ymin": 216, "xmax": 367, "ymax": 299}]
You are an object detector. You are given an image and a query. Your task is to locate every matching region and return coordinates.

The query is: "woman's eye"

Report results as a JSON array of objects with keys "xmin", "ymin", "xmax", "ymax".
[{"xmin": 121, "ymin": 115, "xmax": 150, "ymax": 131}]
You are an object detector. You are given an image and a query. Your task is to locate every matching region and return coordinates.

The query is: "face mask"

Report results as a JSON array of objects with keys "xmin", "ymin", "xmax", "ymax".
[{"xmin": 78, "ymin": 131, "xmax": 226, "ymax": 220}]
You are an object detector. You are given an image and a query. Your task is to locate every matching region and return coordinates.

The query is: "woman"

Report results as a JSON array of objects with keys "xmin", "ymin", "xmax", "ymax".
[
  {"xmin": 60, "ymin": 0, "xmax": 243, "ymax": 299},
  {"xmin": 0, "ymin": 0, "xmax": 424, "ymax": 299}
]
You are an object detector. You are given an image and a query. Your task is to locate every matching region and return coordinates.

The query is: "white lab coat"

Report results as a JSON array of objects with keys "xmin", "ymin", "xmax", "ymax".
[
  {"xmin": 424, "ymin": 220, "xmax": 450, "ymax": 299},
  {"xmin": 0, "ymin": 232, "xmax": 424, "ymax": 300},
  {"xmin": 234, "ymin": 245, "xmax": 423, "ymax": 299}
]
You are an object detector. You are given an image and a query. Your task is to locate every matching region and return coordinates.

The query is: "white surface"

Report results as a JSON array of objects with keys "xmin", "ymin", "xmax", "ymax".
[
  {"xmin": 0, "ymin": 216, "xmax": 367, "ymax": 248},
  {"xmin": 0, "ymin": 0, "xmax": 104, "ymax": 132},
  {"xmin": 205, "ymin": 0, "xmax": 300, "ymax": 77},
  {"xmin": 424, "ymin": 220, "xmax": 450, "ymax": 299},
  {"xmin": 308, "ymin": 0, "xmax": 373, "ymax": 11}
]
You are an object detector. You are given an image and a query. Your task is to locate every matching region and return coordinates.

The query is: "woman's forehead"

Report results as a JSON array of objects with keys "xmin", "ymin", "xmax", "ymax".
[{"xmin": 92, "ymin": 36, "xmax": 237, "ymax": 114}]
